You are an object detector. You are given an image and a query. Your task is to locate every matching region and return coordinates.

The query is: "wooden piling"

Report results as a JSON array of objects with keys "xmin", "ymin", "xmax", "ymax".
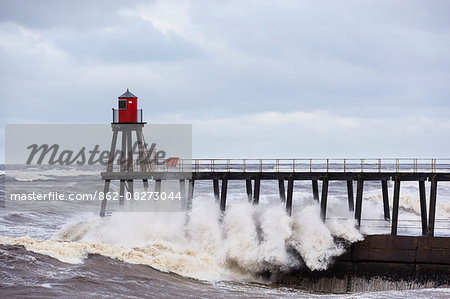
[
  {"xmin": 213, "ymin": 179, "xmax": 220, "ymax": 202},
  {"xmin": 100, "ymin": 180, "xmax": 110, "ymax": 217},
  {"xmin": 220, "ymin": 178, "xmax": 228, "ymax": 212},
  {"xmin": 120, "ymin": 130, "xmax": 127, "ymax": 171},
  {"xmin": 128, "ymin": 179, "xmax": 134, "ymax": 200},
  {"xmin": 312, "ymin": 180, "xmax": 319, "ymax": 201},
  {"xmin": 106, "ymin": 129, "xmax": 118, "ymax": 172},
  {"xmin": 119, "ymin": 180, "xmax": 125, "ymax": 205},
  {"xmin": 419, "ymin": 180, "xmax": 427, "ymax": 236},
  {"xmin": 143, "ymin": 179, "xmax": 148, "ymax": 190},
  {"xmin": 278, "ymin": 179, "xmax": 286, "ymax": 202},
  {"xmin": 355, "ymin": 177, "xmax": 364, "ymax": 228},
  {"xmin": 246, "ymin": 179, "xmax": 252, "ymax": 202},
  {"xmin": 347, "ymin": 180, "xmax": 354, "ymax": 212},
  {"xmin": 320, "ymin": 177, "xmax": 329, "ymax": 221},
  {"xmin": 155, "ymin": 179, "xmax": 162, "ymax": 193},
  {"xmin": 187, "ymin": 179, "xmax": 194, "ymax": 211},
  {"xmin": 286, "ymin": 177, "xmax": 294, "ymax": 216},
  {"xmin": 253, "ymin": 177, "xmax": 261, "ymax": 204},
  {"xmin": 428, "ymin": 177, "xmax": 437, "ymax": 237},
  {"xmin": 381, "ymin": 180, "xmax": 390, "ymax": 220},
  {"xmin": 179, "ymin": 179, "xmax": 186, "ymax": 202},
  {"xmin": 391, "ymin": 177, "xmax": 401, "ymax": 236},
  {"xmin": 126, "ymin": 128, "xmax": 133, "ymax": 172}
]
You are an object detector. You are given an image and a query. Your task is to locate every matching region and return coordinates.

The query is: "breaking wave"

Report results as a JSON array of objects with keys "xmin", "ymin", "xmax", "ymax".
[{"xmin": 0, "ymin": 199, "xmax": 363, "ymax": 281}]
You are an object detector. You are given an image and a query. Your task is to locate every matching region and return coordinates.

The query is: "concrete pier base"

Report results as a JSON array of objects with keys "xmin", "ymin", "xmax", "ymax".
[{"xmin": 274, "ymin": 235, "xmax": 450, "ymax": 293}]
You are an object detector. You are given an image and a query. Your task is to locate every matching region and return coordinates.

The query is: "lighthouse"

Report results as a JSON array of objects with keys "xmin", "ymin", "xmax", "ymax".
[
  {"xmin": 113, "ymin": 88, "xmax": 143, "ymax": 123},
  {"xmin": 100, "ymin": 89, "xmax": 149, "ymax": 216}
]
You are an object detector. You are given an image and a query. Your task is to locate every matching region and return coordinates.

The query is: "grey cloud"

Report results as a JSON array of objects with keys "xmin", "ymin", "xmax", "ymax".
[
  {"xmin": 53, "ymin": 19, "xmax": 204, "ymax": 63},
  {"xmin": 0, "ymin": 0, "xmax": 146, "ymax": 30},
  {"xmin": 1, "ymin": 0, "xmax": 450, "ymax": 161}
]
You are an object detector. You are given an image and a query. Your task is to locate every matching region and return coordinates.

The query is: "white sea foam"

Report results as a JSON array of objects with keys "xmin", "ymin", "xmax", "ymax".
[
  {"xmin": 0, "ymin": 199, "xmax": 364, "ymax": 281},
  {"xmin": 6, "ymin": 169, "xmax": 99, "ymax": 181},
  {"xmin": 6, "ymin": 171, "xmax": 54, "ymax": 182}
]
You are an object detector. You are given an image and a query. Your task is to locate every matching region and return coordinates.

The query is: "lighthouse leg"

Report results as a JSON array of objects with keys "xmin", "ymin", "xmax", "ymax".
[
  {"xmin": 106, "ymin": 128, "xmax": 118, "ymax": 172},
  {"xmin": 119, "ymin": 180, "xmax": 125, "ymax": 205},
  {"xmin": 135, "ymin": 127, "xmax": 147, "ymax": 172},
  {"xmin": 126, "ymin": 128, "xmax": 133, "ymax": 172},
  {"xmin": 135, "ymin": 127, "xmax": 148, "ymax": 190},
  {"xmin": 128, "ymin": 179, "xmax": 134, "ymax": 202},
  {"xmin": 120, "ymin": 130, "xmax": 127, "ymax": 171},
  {"xmin": 100, "ymin": 180, "xmax": 111, "ymax": 217}
]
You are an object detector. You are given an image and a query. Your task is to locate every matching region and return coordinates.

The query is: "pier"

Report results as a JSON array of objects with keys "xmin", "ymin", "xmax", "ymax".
[
  {"xmin": 97, "ymin": 92, "xmax": 450, "ymax": 292},
  {"xmin": 101, "ymin": 158, "xmax": 450, "ymax": 237}
]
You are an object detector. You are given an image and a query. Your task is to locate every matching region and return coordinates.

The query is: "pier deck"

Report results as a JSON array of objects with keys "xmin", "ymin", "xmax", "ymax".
[{"xmin": 101, "ymin": 158, "xmax": 450, "ymax": 237}]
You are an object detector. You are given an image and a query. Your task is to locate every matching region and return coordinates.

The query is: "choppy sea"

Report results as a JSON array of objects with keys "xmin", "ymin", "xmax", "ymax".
[{"xmin": 1, "ymin": 164, "xmax": 449, "ymax": 298}]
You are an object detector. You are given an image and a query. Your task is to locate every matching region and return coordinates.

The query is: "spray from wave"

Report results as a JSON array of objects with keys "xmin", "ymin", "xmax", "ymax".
[{"xmin": 0, "ymin": 197, "xmax": 363, "ymax": 281}]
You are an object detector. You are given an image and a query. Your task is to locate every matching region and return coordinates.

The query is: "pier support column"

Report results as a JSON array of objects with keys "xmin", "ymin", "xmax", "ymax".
[
  {"xmin": 419, "ymin": 180, "xmax": 427, "ymax": 236},
  {"xmin": 187, "ymin": 179, "xmax": 194, "ymax": 211},
  {"xmin": 355, "ymin": 176, "xmax": 364, "ymax": 228},
  {"xmin": 381, "ymin": 180, "xmax": 390, "ymax": 220},
  {"xmin": 100, "ymin": 180, "xmax": 111, "ymax": 217},
  {"xmin": 220, "ymin": 178, "xmax": 228, "ymax": 212},
  {"xmin": 278, "ymin": 179, "xmax": 286, "ymax": 202},
  {"xmin": 179, "ymin": 179, "xmax": 186, "ymax": 202},
  {"xmin": 391, "ymin": 177, "xmax": 401, "ymax": 236},
  {"xmin": 126, "ymin": 127, "xmax": 133, "ymax": 172},
  {"xmin": 253, "ymin": 178, "xmax": 260, "ymax": 205},
  {"xmin": 128, "ymin": 179, "xmax": 134, "ymax": 200},
  {"xmin": 106, "ymin": 129, "xmax": 118, "ymax": 172},
  {"xmin": 154, "ymin": 179, "xmax": 162, "ymax": 194},
  {"xmin": 213, "ymin": 179, "xmax": 220, "ymax": 202},
  {"xmin": 246, "ymin": 179, "xmax": 252, "ymax": 202},
  {"xmin": 135, "ymin": 127, "xmax": 149, "ymax": 189},
  {"xmin": 143, "ymin": 180, "xmax": 149, "ymax": 191},
  {"xmin": 347, "ymin": 180, "xmax": 354, "ymax": 212},
  {"xmin": 312, "ymin": 180, "xmax": 319, "ymax": 201},
  {"xmin": 428, "ymin": 176, "xmax": 437, "ymax": 237},
  {"xmin": 119, "ymin": 180, "xmax": 125, "ymax": 205},
  {"xmin": 320, "ymin": 177, "xmax": 329, "ymax": 221},
  {"xmin": 286, "ymin": 177, "xmax": 294, "ymax": 216}
]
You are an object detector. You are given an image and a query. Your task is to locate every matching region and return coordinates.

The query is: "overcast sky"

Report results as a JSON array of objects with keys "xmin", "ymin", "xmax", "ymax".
[{"xmin": 1, "ymin": 0, "xmax": 450, "ymax": 161}]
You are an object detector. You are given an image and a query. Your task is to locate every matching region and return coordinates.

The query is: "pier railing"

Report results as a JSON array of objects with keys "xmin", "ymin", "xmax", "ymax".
[
  {"xmin": 112, "ymin": 109, "xmax": 144, "ymax": 123},
  {"xmin": 125, "ymin": 158, "xmax": 450, "ymax": 173}
]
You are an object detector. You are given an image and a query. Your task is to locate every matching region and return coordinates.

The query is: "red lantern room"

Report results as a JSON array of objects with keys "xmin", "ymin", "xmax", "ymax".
[{"xmin": 113, "ymin": 89, "xmax": 143, "ymax": 123}]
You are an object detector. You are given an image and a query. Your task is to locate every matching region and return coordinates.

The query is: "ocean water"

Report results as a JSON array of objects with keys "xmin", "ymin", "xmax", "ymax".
[{"xmin": 1, "ymin": 165, "xmax": 449, "ymax": 298}]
